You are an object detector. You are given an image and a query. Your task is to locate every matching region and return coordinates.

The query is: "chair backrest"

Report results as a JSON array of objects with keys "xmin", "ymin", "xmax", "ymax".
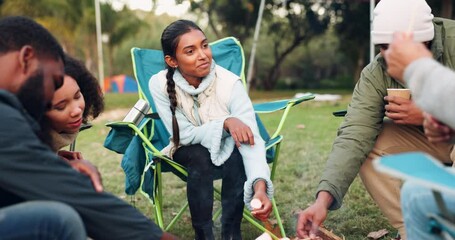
[
  {"xmin": 132, "ymin": 37, "xmax": 245, "ymax": 104},
  {"xmin": 131, "ymin": 37, "xmax": 271, "ymax": 155}
]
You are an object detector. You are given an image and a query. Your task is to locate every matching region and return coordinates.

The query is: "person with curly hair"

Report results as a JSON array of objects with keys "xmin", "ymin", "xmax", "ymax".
[
  {"xmin": 38, "ymin": 54, "xmax": 105, "ymax": 192},
  {"xmin": 43, "ymin": 54, "xmax": 104, "ymax": 152}
]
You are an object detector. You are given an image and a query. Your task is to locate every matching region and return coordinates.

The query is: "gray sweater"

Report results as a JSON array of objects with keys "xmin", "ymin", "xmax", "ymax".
[{"xmin": 406, "ymin": 58, "xmax": 455, "ymax": 129}]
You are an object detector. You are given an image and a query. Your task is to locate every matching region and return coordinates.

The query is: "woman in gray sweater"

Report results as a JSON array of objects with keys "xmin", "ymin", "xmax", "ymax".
[{"xmin": 385, "ymin": 32, "xmax": 455, "ymax": 240}]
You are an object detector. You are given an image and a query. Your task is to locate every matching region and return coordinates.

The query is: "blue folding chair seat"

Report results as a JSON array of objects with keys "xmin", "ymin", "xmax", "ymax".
[{"xmin": 374, "ymin": 152, "xmax": 455, "ymax": 239}]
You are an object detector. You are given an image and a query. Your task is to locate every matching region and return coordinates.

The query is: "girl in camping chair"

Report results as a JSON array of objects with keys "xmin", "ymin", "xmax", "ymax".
[{"xmin": 150, "ymin": 19, "xmax": 273, "ymax": 240}]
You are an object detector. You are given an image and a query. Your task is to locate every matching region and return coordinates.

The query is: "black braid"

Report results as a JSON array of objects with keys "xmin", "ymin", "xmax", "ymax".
[
  {"xmin": 161, "ymin": 19, "xmax": 203, "ymax": 147},
  {"xmin": 166, "ymin": 67, "xmax": 180, "ymax": 146}
]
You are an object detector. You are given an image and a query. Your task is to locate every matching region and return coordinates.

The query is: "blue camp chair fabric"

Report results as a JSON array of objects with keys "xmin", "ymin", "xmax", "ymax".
[
  {"xmin": 105, "ymin": 36, "xmax": 314, "ymax": 238},
  {"xmin": 375, "ymin": 152, "xmax": 455, "ymax": 194},
  {"xmin": 375, "ymin": 152, "xmax": 455, "ymax": 239}
]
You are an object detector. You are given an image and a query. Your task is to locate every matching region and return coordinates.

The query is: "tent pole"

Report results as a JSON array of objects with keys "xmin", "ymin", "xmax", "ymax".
[
  {"xmin": 370, "ymin": 0, "xmax": 375, "ymax": 63},
  {"xmin": 95, "ymin": 0, "xmax": 105, "ymax": 92},
  {"xmin": 246, "ymin": 0, "xmax": 265, "ymax": 91}
]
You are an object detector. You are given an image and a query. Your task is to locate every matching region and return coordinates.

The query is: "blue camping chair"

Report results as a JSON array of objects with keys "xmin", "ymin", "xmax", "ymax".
[
  {"xmin": 104, "ymin": 37, "xmax": 314, "ymax": 239},
  {"xmin": 374, "ymin": 152, "xmax": 455, "ymax": 239}
]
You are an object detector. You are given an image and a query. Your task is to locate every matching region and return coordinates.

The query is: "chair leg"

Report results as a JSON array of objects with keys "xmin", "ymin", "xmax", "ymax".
[
  {"xmin": 154, "ymin": 162, "xmax": 165, "ymax": 229},
  {"xmin": 166, "ymin": 202, "xmax": 189, "ymax": 232},
  {"xmin": 271, "ymin": 197, "xmax": 286, "ymax": 238},
  {"xmin": 241, "ymin": 210, "xmax": 281, "ymax": 240}
]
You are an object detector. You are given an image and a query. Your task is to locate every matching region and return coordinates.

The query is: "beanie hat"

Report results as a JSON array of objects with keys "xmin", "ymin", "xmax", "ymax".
[{"xmin": 371, "ymin": 0, "xmax": 434, "ymax": 44}]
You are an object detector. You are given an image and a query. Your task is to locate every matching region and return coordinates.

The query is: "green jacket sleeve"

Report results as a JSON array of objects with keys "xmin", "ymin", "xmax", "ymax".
[{"xmin": 316, "ymin": 61, "xmax": 389, "ymax": 210}]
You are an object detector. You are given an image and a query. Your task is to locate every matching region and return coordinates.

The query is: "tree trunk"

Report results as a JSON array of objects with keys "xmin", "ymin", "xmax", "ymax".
[
  {"xmin": 207, "ymin": 10, "xmax": 221, "ymax": 39},
  {"xmin": 264, "ymin": 63, "xmax": 280, "ymax": 90},
  {"xmin": 353, "ymin": 47, "xmax": 366, "ymax": 83},
  {"xmin": 264, "ymin": 39, "xmax": 303, "ymax": 90},
  {"xmin": 441, "ymin": 0, "xmax": 453, "ymax": 19}
]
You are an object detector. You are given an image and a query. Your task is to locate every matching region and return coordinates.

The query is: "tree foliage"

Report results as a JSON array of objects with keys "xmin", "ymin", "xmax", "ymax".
[
  {"xmin": 179, "ymin": 0, "xmax": 263, "ymax": 43},
  {"xmin": 2, "ymin": 0, "xmax": 454, "ymax": 91},
  {"xmin": 185, "ymin": 0, "xmax": 330, "ymax": 90},
  {"xmin": 330, "ymin": 1, "xmax": 370, "ymax": 83},
  {"xmin": 258, "ymin": 0, "xmax": 330, "ymax": 89}
]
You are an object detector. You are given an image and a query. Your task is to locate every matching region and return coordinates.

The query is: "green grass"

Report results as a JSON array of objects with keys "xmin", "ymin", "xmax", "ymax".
[
  {"xmin": 76, "ymin": 91, "xmax": 393, "ymax": 239},
  {"xmin": 103, "ymin": 93, "xmax": 141, "ymax": 111}
]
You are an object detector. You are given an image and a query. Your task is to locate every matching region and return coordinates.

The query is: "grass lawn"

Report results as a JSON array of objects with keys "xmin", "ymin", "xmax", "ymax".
[{"xmin": 76, "ymin": 91, "xmax": 393, "ymax": 239}]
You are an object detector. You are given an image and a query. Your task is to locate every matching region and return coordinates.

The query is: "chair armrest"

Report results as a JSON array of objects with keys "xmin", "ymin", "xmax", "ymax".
[
  {"xmin": 80, "ymin": 122, "xmax": 92, "ymax": 131},
  {"xmin": 253, "ymin": 93, "xmax": 315, "ymax": 113},
  {"xmin": 106, "ymin": 115, "xmax": 152, "ymax": 129},
  {"xmin": 254, "ymin": 93, "xmax": 315, "ymax": 139},
  {"xmin": 265, "ymin": 135, "xmax": 283, "ymax": 150},
  {"xmin": 105, "ymin": 119, "xmax": 164, "ymax": 155},
  {"xmin": 332, "ymin": 110, "xmax": 347, "ymax": 117}
]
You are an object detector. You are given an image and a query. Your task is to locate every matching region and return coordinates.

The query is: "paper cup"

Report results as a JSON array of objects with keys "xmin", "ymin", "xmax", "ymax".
[{"xmin": 387, "ymin": 88, "xmax": 411, "ymax": 100}]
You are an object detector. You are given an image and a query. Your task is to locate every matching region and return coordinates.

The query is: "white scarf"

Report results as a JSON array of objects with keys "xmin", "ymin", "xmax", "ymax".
[
  {"xmin": 172, "ymin": 60, "xmax": 231, "ymax": 125},
  {"xmin": 49, "ymin": 129, "xmax": 78, "ymax": 152}
]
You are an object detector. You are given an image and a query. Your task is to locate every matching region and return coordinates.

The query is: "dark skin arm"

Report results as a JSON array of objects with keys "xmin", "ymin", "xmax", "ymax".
[
  {"xmin": 250, "ymin": 180, "xmax": 273, "ymax": 221},
  {"xmin": 296, "ymin": 191, "xmax": 333, "ymax": 239},
  {"xmin": 58, "ymin": 150, "xmax": 103, "ymax": 193},
  {"xmin": 161, "ymin": 232, "xmax": 179, "ymax": 240},
  {"xmin": 423, "ymin": 113, "xmax": 455, "ymax": 143},
  {"xmin": 384, "ymin": 96, "xmax": 424, "ymax": 125},
  {"xmin": 223, "ymin": 117, "xmax": 254, "ymax": 147}
]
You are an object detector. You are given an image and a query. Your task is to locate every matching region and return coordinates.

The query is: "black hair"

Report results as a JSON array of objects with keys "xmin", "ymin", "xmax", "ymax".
[
  {"xmin": 161, "ymin": 19, "xmax": 204, "ymax": 146},
  {"xmin": 0, "ymin": 16, "xmax": 64, "ymax": 61},
  {"xmin": 64, "ymin": 54, "xmax": 104, "ymax": 123}
]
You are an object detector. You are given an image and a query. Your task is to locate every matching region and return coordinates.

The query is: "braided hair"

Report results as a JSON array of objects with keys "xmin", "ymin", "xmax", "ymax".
[{"xmin": 161, "ymin": 20, "xmax": 203, "ymax": 146}]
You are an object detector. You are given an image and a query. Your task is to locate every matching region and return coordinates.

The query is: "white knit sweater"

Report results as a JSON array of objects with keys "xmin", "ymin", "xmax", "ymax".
[{"xmin": 149, "ymin": 62, "xmax": 273, "ymax": 207}]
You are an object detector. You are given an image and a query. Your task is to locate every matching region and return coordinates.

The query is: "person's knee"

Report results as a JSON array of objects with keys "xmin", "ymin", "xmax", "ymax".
[
  {"xmin": 39, "ymin": 201, "xmax": 86, "ymax": 238},
  {"xmin": 188, "ymin": 145, "xmax": 211, "ymax": 166},
  {"xmin": 401, "ymin": 182, "xmax": 431, "ymax": 217},
  {"xmin": 49, "ymin": 201, "xmax": 83, "ymax": 225},
  {"xmin": 1, "ymin": 201, "xmax": 86, "ymax": 240},
  {"xmin": 186, "ymin": 145, "xmax": 212, "ymax": 177}
]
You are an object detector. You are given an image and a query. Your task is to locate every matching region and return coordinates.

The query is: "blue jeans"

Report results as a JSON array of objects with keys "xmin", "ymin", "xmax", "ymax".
[
  {"xmin": 401, "ymin": 181, "xmax": 455, "ymax": 240},
  {"xmin": 173, "ymin": 144, "xmax": 246, "ymax": 240},
  {"xmin": 0, "ymin": 201, "xmax": 86, "ymax": 240}
]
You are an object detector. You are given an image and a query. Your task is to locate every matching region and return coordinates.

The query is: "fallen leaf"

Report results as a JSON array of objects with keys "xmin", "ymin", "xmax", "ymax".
[{"xmin": 367, "ymin": 229, "xmax": 389, "ymax": 239}]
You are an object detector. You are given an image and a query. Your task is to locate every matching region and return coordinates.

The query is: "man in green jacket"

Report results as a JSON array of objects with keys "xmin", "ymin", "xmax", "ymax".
[{"xmin": 297, "ymin": 0, "xmax": 455, "ymax": 239}]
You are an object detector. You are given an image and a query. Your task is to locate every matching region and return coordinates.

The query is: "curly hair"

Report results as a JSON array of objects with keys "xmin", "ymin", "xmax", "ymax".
[{"xmin": 64, "ymin": 54, "xmax": 104, "ymax": 123}]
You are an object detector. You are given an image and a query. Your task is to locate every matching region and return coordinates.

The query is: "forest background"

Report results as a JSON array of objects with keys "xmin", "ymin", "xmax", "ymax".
[
  {"xmin": 1, "ymin": 0, "xmax": 453, "ymax": 91},
  {"xmin": 2, "ymin": 1, "xmax": 454, "ymax": 238}
]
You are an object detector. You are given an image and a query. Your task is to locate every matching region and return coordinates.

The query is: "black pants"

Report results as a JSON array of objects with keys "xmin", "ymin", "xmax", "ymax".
[{"xmin": 173, "ymin": 144, "xmax": 246, "ymax": 240}]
